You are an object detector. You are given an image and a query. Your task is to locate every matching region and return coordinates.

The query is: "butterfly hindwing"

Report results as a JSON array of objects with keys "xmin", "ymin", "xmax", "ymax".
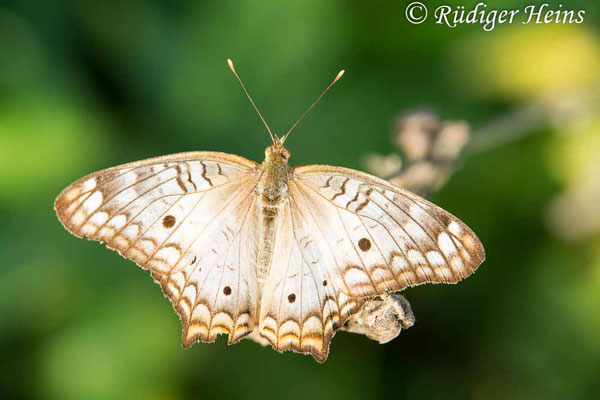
[
  {"xmin": 258, "ymin": 199, "xmax": 363, "ymax": 362},
  {"xmin": 54, "ymin": 152, "xmax": 262, "ymax": 345},
  {"xmin": 290, "ymin": 165, "xmax": 485, "ymax": 298}
]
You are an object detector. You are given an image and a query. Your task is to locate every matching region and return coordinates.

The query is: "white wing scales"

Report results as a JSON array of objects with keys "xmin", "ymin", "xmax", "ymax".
[
  {"xmin": 258, "ymin": 201, "xmax": 363, "ymax": 362},
  {"xmin": 291, "ymin": 165, "xmax": 485, "ymax": 298},
  {"xmin": 55, "ymin": 152, "xmax": 262, "ymax": 346}
]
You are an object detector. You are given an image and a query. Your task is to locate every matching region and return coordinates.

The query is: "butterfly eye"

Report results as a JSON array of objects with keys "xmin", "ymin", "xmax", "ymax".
[{"xmin": 280, "ymin": 149, "xmax": 289, "ymax": 159}]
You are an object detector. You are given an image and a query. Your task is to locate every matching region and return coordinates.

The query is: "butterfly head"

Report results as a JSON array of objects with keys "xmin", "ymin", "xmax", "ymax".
[{"xmin": 264, "ymin": 139, "xmax": 290, "ymax": 164}]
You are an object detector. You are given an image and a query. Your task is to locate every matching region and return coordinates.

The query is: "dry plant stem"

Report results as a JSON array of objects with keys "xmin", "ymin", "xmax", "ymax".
[
  {"xmin": 342, "ymin": 294, "xmax": 415, "ymax": 343},
  {"xmin": 385, "ymin": 110, "xmax": 471, "ymax": 197},
  {"xmin": 387, "ymin": 87, "xmax": 600, "ymax": 190}
]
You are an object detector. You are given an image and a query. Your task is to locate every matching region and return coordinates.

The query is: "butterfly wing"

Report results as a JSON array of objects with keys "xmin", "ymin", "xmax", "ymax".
[
  {"xmin": 257, "ymin": 164, "xmax": 484, "ymax": 362},
  {"xmin": 55, "ymin": 152, "xmax": 262, "ymax": 345},
  {"xmin": 289, "ymin": 164, "xmax": 485, "ymax": 298},
  {"xmin": 258, "ymin": 199, "xmax": 364, "ymax": 362}
]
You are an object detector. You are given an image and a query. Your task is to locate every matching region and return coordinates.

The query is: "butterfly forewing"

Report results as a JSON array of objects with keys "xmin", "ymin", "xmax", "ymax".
[
  {"xmin": 54, "ymin": 152, "xmax": 262, "ymax": 345},
  {"xmin": 290, "ymin": 165, "xmax": 485, "ymax": 298}
]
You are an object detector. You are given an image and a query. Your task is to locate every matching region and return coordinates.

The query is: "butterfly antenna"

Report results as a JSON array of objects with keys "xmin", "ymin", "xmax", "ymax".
[
  {"xmin": 281, "ymin": 69, "xmax": 345, "ymax": 143},
  {"xmin": 227, "ymin": 59, "xmax": 276, "ymax": 143}
]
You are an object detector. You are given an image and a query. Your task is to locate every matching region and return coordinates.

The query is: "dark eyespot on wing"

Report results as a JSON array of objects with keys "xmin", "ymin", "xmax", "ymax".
[
  {"xmin": 358, "ymin": 238, "xmax": 371, "ymax": 251},
  {"xmin": 162, "ymin": 215, "xmax": 176, "ymax": 228}
]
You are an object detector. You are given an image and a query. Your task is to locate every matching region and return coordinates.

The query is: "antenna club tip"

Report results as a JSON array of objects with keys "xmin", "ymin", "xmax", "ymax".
[
  {"xmin": 227, "ymin": 59, "xmax": 235, "ymax": 71},
  {"xmin": 335, "ymin": 70, "xmax": 345, "ymax": 81}
]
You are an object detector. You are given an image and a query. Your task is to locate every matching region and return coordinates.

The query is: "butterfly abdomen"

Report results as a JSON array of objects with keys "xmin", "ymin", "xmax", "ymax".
[{"xmin": 255, "ymin": 161, "xmax": 290, "ymax": 283}]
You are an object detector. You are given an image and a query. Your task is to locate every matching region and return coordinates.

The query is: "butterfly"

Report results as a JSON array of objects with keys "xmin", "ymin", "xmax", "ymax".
[{"xmin": 55, "ymin": 59, "xmax": 485, "ymax": 362}]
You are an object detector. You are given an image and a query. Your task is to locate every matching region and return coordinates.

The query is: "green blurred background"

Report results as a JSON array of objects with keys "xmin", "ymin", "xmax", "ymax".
[{"xmin": 1, "ymin": 0, "xmax": 600, "ymax": 399}]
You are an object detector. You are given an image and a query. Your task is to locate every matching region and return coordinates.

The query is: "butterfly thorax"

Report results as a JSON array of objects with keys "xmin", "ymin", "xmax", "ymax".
[{"xmin": 255, "ymin": 144, "xmax": 291, "ymax": 283}]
